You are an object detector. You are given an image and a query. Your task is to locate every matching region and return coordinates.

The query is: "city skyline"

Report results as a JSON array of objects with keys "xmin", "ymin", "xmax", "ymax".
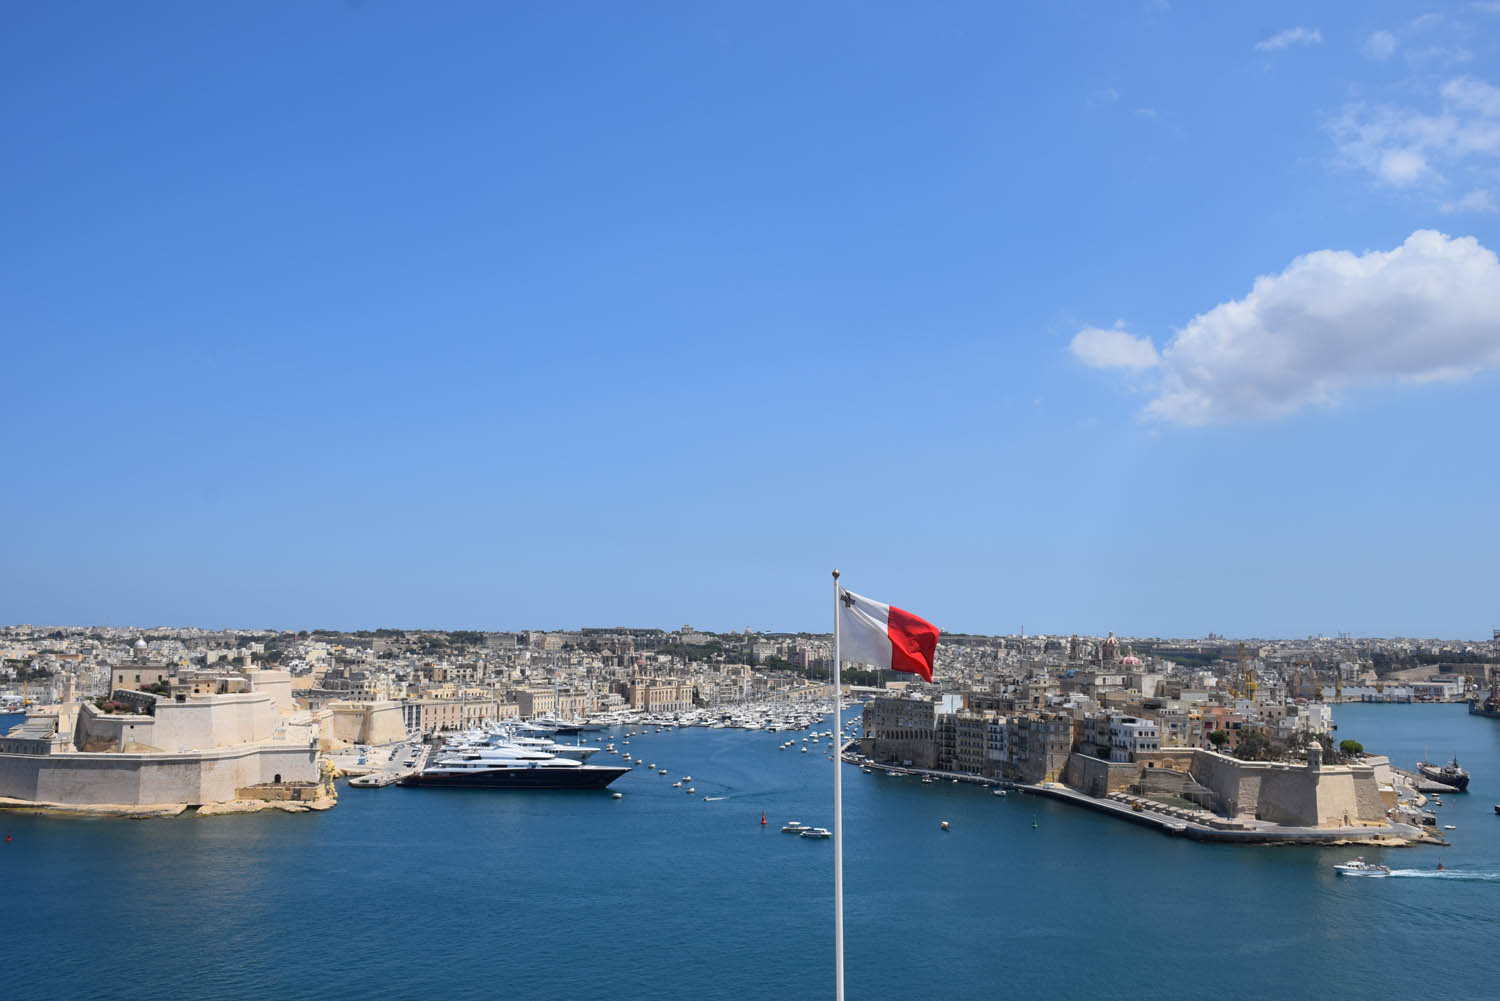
[{"xmin": 4, "ymin": 3, "xmax": 1498, "ymax": 637}]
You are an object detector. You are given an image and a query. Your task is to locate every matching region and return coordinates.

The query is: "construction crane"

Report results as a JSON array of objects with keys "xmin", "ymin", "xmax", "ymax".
[{"xmin": 1239, "ymin": 643, "xmax": 1258, "ymax": 701}]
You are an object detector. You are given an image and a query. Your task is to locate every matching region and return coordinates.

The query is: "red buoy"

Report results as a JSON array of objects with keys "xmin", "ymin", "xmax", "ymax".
[{"xmin": 760, "ymin": 812, "xmax": 766, "ymax": 826}]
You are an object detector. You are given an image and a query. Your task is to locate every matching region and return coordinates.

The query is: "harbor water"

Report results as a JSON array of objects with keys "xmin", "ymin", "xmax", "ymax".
[{"xmin": 3, "ymin": 703, "xmax": 1498, "ymax": 1000}]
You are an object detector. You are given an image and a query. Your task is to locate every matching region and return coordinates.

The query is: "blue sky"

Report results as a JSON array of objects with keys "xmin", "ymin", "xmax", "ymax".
[{"xmin": 3, "ymin": 2, "xmax": 1497, "ymax": 638}]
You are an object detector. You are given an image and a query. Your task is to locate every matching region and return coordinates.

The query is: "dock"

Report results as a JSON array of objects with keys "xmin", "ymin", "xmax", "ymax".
[{"xmin": 1390, "ymin": 766, "xmax": 1460, "ymax": 795}]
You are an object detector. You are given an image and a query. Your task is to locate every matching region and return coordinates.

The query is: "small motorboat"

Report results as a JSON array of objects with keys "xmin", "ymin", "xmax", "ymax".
[
  {"xmin": 780, "ymin": 821, "xmax": 810, "ymax": 833},
  {"xmin": 940, "ymin": 820, "xmax": 949, "ymax": 831},
  {"xmin": 1443, "ymin": 824, "xmax": 1457, "ymax": 830},
  {"xmin": 1333, "ymin": 858, "xmax": 1391, "ymax": 877},
  {"xmin": 799, "ymin": 827, "xmax": 833, "ymax": 839}
]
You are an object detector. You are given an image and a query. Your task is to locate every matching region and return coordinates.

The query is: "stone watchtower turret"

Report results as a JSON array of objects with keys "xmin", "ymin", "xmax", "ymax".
[{"xmin": 1306, "ymin": 741, "xmax": 1323, "ymax": 771}]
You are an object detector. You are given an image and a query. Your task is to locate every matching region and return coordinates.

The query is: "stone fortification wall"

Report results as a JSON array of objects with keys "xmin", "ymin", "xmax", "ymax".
[
  {"xmin": 1187, "ymin": 750, "xmax": 1263, "ymax": 819},
  {"xmin": 151, "ymin": 694, "xmax": 278, "ymax": 752},
  {"xmin": 1351, "ymin": 766, "xmax": 1385, "ymax": 820},
  {"xmin": 1185, "ymin": 750, "xmax": 1386, "ymax": 827},
  {"xmin": 324, "ymin": 702, "xmax": 404, "ymax": 747},
  {"xmin": 0, "ymin": 754, "xmax": 40, "ymax": 800},
  {"xmin": 74, "ymin": 694, "xmax": 278, "ymax": 754},
  {"xmin": 246, "ymin": 670, "xmax": 294, "ymax": 713},
  {"xmin": 1137, "ymin": 748, "xmax": 1198, "ymax": 771},
  {"xmin": 361, "ymin": 702, "xmax": 405, "ymax": 744},
  {"xmin": 74, "ymin": 704, "xmax": 158, "ymax": 752},
  {"xmin": 1064, "ymin": 753, "xmax": 1140, "ymax": 797},
  {"xmin": 0, "ymin": 743, "xmax": 318, "ymax": 807},
  {"xmin": 326, "ymin": 704, "xmax": 368, "ymax": 747},
  {"xmin": 1254, "ymin": 765, "xmax": 1320, "ymax": 826}
]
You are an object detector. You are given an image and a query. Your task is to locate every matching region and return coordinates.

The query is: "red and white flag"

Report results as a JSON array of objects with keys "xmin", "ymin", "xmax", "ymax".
[{"xmin": 837, "ymin": 588, "xmax": 940, "ymax": 683}]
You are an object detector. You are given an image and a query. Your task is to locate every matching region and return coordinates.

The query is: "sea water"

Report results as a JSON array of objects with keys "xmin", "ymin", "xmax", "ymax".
[{"xmin": 2, "ymin": 703, "xmax": 1497, "ymax": 1001}]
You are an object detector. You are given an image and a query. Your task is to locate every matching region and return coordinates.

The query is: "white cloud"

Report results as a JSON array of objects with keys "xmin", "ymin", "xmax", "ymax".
[
  {"xmin": 1363, "ymin": 30, "xmax": 1398, "ymax": 60},
  {"xmin": 1331, "ymin": 76, "xmax": 1500, "ymax": 193},
  {"xmin": 1135, "ymin": 106, "xmax": 1159, "ymax": 119},
  {"xmin": 1379, "ymin": 148, "xmax": 1429, "ymax": 184},
  {"xmin": 1444, "ymin": 76, "xmax": 1500, "ymax": 118},
  {"xmin": 1087, "ymin": 87, "xmax": 1120, "ymax": 108},
  {"xmin": 1069, "ymin": 325, "xmax": 1161, "ymax": 371},
  {"xmin": 1255, "ymin": 26, "xmax": 1322, "ymax": 52},
  {"xmin": 1076, "ymin": 231, "xmax": 1500, "ymax": 425},
  {"xmin": 1440, "ymin": 188, "xmax": 1497, "ymax": 213},
  {"xmin": 1406, "ymin": 45, "xmax": 1474, "ymax": 67},
  {"xmin": 1068, "ymin": 327, "xmax": 1158, "ymax": 373}
]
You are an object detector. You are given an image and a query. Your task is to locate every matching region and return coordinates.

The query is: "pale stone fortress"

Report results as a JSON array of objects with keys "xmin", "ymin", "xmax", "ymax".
[{"xmin": 0, "ymin": 640, "xmax": 339, "ymax": 814}]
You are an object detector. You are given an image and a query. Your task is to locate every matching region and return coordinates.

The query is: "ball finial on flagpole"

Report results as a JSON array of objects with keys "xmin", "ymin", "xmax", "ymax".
[{"xmin": 832, "ymin": 568, "xmax": 840, "ymax": 580}]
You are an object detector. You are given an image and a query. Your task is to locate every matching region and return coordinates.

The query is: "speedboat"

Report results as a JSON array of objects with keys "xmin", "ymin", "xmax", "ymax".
[
  {"xmin": 781, "ymin": 821, "xmax": 810, "ymax": 833},
  {"xmin": 799, "ymin": 827, "xmax": 833, "ymax": 839},
  {"xmin": 1333, "ymin": 858, "xmax": 1391, "ymax": 877}
]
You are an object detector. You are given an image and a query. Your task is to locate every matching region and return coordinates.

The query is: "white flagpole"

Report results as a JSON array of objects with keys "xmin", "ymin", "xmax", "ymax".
[{"xmin": 832, "ymin": 568, "xmax": 845, "ymax": 1001}]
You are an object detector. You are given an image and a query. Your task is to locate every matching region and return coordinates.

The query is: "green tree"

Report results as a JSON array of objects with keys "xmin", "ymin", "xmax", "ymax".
[
  {"xmin": 1233, "ymin": 729, "xmax": 1274, "ymax": 761},
  {"xmin": 1207, "ymin": 729, "xmax": 1229, "ymax": 749},
  {"xmin": 1339, "ymin": 739, "xmax": 1364, "ymax": 757}
]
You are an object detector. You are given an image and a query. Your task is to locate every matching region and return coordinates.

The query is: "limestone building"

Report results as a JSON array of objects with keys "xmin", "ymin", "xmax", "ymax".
[{"xmin": 0, "ymin": 668, "xmax": 325, "ymax": 811}]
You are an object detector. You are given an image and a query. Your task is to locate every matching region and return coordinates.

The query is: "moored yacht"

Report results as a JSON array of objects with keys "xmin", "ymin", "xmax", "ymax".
[{"xmin": 399, "ymin": 746, "xmax": 628, "ymax": 790}]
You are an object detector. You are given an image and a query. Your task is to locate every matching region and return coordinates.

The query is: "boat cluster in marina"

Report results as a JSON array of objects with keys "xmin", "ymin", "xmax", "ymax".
[
  {"xmin": 524, "ymin": 698, "xmax": 858, "ymax": 735},
  {"xmin": 398, "ymin": 722, "xmax": 629, "ymax": 790}
]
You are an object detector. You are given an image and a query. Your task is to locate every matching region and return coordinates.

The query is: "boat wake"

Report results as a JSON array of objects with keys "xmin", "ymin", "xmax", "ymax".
[
  {"xmin": 703, "ymin": 796, "xmax": 727, "ymax": 801},
  {"xmin": 1386, "ymin": 869, "xmax": 1500, "ymax": 882}
]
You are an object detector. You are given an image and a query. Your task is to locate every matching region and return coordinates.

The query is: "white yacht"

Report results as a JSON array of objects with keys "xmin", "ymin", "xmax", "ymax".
[
  {"xmin": 400, "ymin": 746, "xmax": 628, "ymax": 790},
  {"xmin": 1332, "ymin": 858, "xmax": 1391, "ymax": 877}
]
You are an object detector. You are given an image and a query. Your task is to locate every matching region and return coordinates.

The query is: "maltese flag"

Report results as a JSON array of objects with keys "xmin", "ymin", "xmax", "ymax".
[{"xmin": 837, "ymin": 588, "xmax": 939, "ymax": 683}]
